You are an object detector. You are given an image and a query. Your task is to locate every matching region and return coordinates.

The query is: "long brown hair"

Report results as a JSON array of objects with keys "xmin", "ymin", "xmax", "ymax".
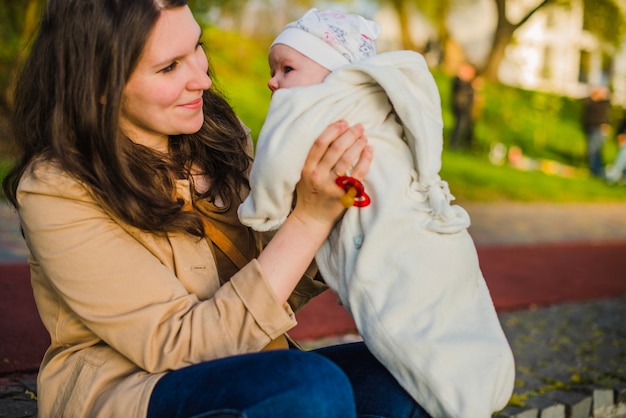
[{"xmin": 2, "ymin": 0, "xmax": 251, "ymax": 237}]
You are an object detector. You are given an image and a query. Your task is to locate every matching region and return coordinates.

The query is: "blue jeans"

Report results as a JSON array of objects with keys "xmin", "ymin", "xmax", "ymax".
[
  {"xmin": 586, "ymin": 126, "xmax": 607, "ymax": 177},
  {"xmin": 450, "ymin": 109, "xmax": 474, "ymax": 150},
  {"xmin": 147, "ymin": 342, "xmax": 430, "ymax": 418}
]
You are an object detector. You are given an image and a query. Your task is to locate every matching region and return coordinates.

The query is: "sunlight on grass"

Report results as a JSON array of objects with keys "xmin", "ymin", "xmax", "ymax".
[{"xmin": 442, "ymin": 151, "xmax": 626, "ymax": 203}]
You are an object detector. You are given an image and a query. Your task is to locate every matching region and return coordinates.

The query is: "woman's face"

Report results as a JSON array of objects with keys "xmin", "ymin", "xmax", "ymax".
[{"xmin": 120, "ymin": 6, "xmax": 211, "ymax": 152}]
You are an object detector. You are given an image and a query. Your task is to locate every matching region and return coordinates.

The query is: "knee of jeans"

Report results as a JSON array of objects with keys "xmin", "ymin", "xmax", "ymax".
[{"xmin": 283, "ymin": 351, "xmax": 356, "ymax": 412}]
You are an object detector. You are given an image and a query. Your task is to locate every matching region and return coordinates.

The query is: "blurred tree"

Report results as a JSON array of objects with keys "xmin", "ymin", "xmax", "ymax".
[
  {"xmin": 191, "ymin": 0, "xmax": 318, "ymax": 38},
  {"xmin": 388, "ymin": 0, "xmax": 414, "ymax": 50},
  {"xmin": 188, "ymin": 0, "xmax": 248, "ymax": 25},
  {"xmin": 415, "ymin": 0, "xmax": 452, "ymax": 68},
  {"xmin": 482, "ymin": 0, "xmax": 561, "ymax": 80},
  {"xmin": 0, "ymin": 0, "xmax": 43, "ymax": 110},
  {"xmin": 583, "ymin": 0, "xmax": 626, "ymax": 47},
  {"xmin": 369, "ymin": 0, "xmax": 451, "ymax": 52},
  {"xmin": 482, "ymin": 0, "xmax": 626, "ymax": 81}
]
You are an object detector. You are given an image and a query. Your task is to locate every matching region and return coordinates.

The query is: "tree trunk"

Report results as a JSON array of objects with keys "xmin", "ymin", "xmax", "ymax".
[
  {"xmin": 482, "ymin": 0, "xmax": 555, "ymax": 81},
  {"xmin": 390, "ymin": 0, "xmax": 415, "ymax": 50},
  {"xmin": 482, "ymin": 23, "xmax": 515, "ymax": 80},
  {"xmin": 435, "ymin": 0, "xmax": 451, "ymax": 67}
]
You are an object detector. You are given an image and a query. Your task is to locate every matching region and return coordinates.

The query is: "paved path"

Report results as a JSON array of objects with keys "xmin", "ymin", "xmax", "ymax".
[
  {"xmin": 463, "ymin": 202, "xmax": 626, "ymax": 246},
  {"xmin": 3, "ymin": 202, "xmax": 626, "ymax": 261},
  {"xmin": 1, "ymin": 201, "xmax": 625, "ymax": 417}
]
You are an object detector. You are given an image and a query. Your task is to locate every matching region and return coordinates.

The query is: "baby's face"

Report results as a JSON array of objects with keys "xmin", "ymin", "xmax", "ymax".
[{"xmin": 268, "ymin": 44, "xmax": 330, "ymax": 94}]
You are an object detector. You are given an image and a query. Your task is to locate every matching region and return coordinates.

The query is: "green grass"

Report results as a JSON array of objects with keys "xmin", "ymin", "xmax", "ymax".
[{"xmin": 441, "ymin": 151, "xmax": 626, "ymax": 203}]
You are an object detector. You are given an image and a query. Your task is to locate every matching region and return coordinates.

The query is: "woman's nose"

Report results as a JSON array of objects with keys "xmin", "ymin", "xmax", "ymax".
[
  {"xmin": 189, "ymin": 54, "xmax": 212, "ymax": 91},
  {"xmin": 195, "ymin": 71, "xmax": 212, "ymax": 91}
]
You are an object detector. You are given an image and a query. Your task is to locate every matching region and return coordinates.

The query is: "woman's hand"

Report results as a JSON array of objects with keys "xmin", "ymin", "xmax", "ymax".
[
  {"xmin": 257, "ymin": 120, "xmax": 373, "ymax": 303},
  {"xmin": 291, "ymin": 120, "xmax": 373, "ymax": 229}
]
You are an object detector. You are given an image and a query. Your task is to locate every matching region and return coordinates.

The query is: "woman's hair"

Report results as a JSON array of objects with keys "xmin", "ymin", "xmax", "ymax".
[{"xmin": 2, "ymin": 0, "xmax": 251, "ymax": 237}]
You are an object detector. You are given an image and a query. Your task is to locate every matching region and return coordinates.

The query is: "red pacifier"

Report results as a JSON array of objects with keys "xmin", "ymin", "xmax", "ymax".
[{"xmin": 335, "ymin": 176, "xmax": 371, "ymax": 208}]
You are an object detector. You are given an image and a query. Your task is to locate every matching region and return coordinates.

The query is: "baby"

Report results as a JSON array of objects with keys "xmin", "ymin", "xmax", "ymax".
[{"xmin": 239, "ymin": 8, "xmax": 515, "ymax": 417}]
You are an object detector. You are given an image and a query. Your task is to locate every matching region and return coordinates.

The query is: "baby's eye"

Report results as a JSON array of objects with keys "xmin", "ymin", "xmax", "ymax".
[{"xmin": 283, "ymin": 66, "xmax": 294, "ymax": 74}]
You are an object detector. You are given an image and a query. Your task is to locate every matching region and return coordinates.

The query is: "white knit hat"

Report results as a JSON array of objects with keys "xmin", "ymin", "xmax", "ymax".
[{"xmin": 271, "ymin": 8, "xmax": 381, "ymax": 71}]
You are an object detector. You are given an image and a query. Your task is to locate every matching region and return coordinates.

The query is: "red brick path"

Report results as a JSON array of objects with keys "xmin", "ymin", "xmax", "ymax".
[{"xmin": 2, "ymin": 241, "xmax": 626, "ymax": 374}]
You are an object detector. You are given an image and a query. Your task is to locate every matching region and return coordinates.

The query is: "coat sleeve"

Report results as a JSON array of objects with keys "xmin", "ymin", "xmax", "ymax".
[{"xmin": 18, "ymin": 161, "xmax": 297, "ymax": 373}]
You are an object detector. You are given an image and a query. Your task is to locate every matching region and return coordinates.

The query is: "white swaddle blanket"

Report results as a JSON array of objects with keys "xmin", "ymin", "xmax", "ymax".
[{"xmin": 238, "ymin": 51, "xmax": 515, "ymax": 417}]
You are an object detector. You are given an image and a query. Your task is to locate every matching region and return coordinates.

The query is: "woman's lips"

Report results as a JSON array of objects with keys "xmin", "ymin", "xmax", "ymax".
[{"xmin": 180, "ymin": 97, "xmax": 203, "ymax": 109}]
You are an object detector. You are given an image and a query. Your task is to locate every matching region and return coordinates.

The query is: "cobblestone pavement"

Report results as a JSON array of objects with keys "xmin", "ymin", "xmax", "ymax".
[
  {"xmin": 0, "ymin": 374, "xmax": 37, "ymax": 418},
  {"xmin": 1, "ymin": 202, "xmax": 626, "ymax": 417},
  {"xmin": 496, "ymin": 296, "xmax": 626, "ymax": 418}
]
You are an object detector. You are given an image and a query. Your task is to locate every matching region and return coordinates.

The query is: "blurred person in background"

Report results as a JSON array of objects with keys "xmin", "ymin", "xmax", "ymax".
[
  {"xmin": 450, "ymin": 62, "xmax": 476, "ymax": 150},
  {"xmin": 606, "ymin": 112, "xmax": 626, "ymax": 183},
  {"xmin": 581, "ymin": 85, "xmax": 612, "ymax": 178}
]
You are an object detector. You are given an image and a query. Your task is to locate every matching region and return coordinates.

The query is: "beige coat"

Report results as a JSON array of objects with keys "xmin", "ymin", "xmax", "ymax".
[{"xmin": 16, "ymin": 159, "xmax": 325, "ymax": 417}]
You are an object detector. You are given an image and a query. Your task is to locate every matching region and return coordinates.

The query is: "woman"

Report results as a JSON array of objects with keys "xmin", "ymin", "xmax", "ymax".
[{"xmin": 2, "ymin": 1, "xmax": 429, "ymax": 417}]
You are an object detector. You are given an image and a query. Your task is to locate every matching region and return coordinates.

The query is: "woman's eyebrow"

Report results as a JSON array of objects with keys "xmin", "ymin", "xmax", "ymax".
[{"xmin": 150, "ymin": 28, "xmax": 204, "ymax": 70}]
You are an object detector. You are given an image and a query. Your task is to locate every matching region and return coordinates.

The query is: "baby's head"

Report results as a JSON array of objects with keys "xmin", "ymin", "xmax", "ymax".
[{"xmin": 268, "ymin": 8, "xmax": 381, "ymax": 93}]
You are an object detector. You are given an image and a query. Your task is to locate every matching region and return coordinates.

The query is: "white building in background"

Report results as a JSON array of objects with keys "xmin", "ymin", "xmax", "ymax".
[
  {"xmin": 497, "ymin": 0, "xmax": 626, "ymax": 105},
  {"xmin": 375, "ymin": 0, "xmax": 626, "ymax": 106}
]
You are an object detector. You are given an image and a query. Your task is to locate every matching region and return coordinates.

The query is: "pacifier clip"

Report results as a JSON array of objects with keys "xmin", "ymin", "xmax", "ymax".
[{"xmin": 335, "ymin": 176, "xmax": 371, "ymax": 208}]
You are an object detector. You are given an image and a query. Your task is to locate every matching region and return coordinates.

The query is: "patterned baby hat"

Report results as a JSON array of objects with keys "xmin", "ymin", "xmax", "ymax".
[{"xmin": 271, "ymin": 8, "xmax": 381, "ymax": 71}]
